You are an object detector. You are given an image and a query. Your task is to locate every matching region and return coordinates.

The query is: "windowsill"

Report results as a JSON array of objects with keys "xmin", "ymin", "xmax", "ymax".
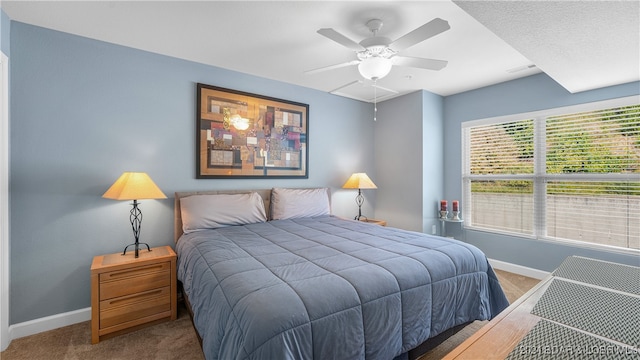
[{"xmin": 464, "ymin": 225, "xmax": 640, "ymax": 256}]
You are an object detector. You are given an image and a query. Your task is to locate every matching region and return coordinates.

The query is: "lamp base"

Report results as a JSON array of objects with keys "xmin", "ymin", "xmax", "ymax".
[
  {"xmin": 123, "ymin": 199, "xmax": 151, "ymax": 258},
  {"xmin": 354, "ymin": 189, "xmax": 366, "ymax": 221},
  {"xmin": 122, "ymin": 241, "xmax": 152, "ymax": 258}
]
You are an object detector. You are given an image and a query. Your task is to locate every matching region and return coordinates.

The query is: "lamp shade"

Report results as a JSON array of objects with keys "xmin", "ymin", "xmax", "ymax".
[
  {"xmin": 358, "ymin": 57, "xmax": 393, "ymax": 80},
  {"xmin": 342, "ymin": 173, "xmax": 378, "ymax": 190},
  {"xmin": 102, "ymin": 172, "xmax": 167, "ymax": 200}
]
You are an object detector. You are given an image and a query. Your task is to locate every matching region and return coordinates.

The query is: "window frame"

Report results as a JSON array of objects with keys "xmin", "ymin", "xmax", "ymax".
[{"xmin": 462, "ymin": 95, "xmax": 640, "ymax": 254}]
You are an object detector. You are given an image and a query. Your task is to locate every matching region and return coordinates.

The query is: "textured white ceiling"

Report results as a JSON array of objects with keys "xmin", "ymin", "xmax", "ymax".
[
  {"xmin": 454, "ymin": 0, "xmax": 640, "ymax": 93},
  {"xmin": 2, "ymin": 1, "xmax": 638, "ymax": 102}
]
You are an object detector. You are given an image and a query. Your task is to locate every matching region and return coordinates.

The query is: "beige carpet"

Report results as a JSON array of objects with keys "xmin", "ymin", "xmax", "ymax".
[
  {"xmin": 1, "ymin": 305, "xmax": 204, "ymax": 360},
  {"xmin": 1, "ymin": 270, "xmax": 539, "ymax": 360}
]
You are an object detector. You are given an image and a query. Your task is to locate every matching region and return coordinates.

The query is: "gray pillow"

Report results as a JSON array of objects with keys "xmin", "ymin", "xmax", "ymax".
[
  {"xmin": 180, "ymin": 192, "xmax": 267, "ymax": 233},
  {"xmin": 270, "ymin": 187, "xmax": 331, "ymax": 220}
]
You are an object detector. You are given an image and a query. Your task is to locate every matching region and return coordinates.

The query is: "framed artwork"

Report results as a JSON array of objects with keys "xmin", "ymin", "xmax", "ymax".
[{"xmin": 196, "ymin": 83, "xmax": 309, "ymax": 179}]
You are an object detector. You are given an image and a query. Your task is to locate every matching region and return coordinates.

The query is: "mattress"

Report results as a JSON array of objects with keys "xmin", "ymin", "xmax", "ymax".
[{"xmin": 176, "ymin": 215, "xmax": 508, "ymax": 360}]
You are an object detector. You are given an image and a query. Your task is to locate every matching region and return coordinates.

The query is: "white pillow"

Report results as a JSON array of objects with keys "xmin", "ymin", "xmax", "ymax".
[
  {"xmin": 180, "ymin": 192, "xmax": 267, "ymax": 233},
  {"xmin": 270, "ymin": 187, "xmax": 331, "ymax": 220}
]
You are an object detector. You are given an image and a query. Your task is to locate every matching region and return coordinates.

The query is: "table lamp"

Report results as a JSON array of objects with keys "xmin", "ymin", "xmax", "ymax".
[
  {"xmin": 102, "ymin": 172, "xmax": 167, "ymax": 258},
  {"xmin": 342, "ymin": 172, "xmax": 378, "ymax": 220}
]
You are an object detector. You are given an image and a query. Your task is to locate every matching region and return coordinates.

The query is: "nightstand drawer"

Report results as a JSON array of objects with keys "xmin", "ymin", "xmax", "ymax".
[
  {"xmin": 99, "ymin": 262, "xmax": 171, "ymax": 300},
  {"xmin": 91, "ymin": 246, "xmax": 177, "ymax": 344},
  {"xmin": 99, "ymin": 286, "xmax": 171, "ymax": 328}
]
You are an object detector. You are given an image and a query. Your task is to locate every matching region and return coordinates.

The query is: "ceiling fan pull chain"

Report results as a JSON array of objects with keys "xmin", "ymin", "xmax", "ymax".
[{"xmin": 373, "ymin": 78, "xmax": 378, "ymax": 121}]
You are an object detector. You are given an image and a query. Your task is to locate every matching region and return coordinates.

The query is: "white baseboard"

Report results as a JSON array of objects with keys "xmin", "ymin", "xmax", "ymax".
[
  {"xmin": 488, "ymin": 258, "xmax": 549, "ymax": 280},
  {"xmin": 4, "ymin": 260, "xmax": 545, "ymax": 344},
  {"xmin": 8, "ymin": 307, "xmax": 90, "ymax": 341}
]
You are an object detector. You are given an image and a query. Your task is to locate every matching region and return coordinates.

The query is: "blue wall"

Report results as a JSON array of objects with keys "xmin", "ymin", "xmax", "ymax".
[
  {"xmin": 375, "ymin": 91, "xmax": 426, "ymax": 231},
  {"xmin": 375, "ymin": 90, "xmax": 444, "ymax": 233},
  {"xmin": 420, "ymin": 90, "xmax": 445, "ymax": 234},
  {"xmin": 9, "ymin": 22, "xmax": 374, "ymax": 324},
  {"xmin": 443, "ymin": 73, "xmax": 640, "ymax": 271}
]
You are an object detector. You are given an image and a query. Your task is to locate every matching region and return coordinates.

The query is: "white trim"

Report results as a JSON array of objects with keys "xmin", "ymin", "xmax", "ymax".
[
  {"xmin": 8, "ymin": 307, "xmax": 90, "ymax": 340},
  {"xmin": 468, "ymin": 224, "xmax": 639, "ymax": 256},
  {"xmin": 0, "ymin": 260, "xmax": 544, "ymax": 341},
  {"xmin": 0, "ymin": 52, "xmax": 9, "ymax": 351},
  {"xmin": 488, "ymin": 258, "xmax": 549, "ymax": 280},
  {"xmin": 0, "ymin": 259, "xmax": 552, "ymax": 341}
]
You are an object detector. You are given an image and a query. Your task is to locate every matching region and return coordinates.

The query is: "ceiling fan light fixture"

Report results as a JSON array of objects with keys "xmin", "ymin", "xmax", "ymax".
[{"xmin": 358, "ymin": 57, "xmax": 393, "ymax": 80}]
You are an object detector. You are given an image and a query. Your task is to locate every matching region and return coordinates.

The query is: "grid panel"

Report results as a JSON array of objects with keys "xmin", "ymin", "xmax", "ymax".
[
  {"xmin": 531, "ymin": 279, "xmax": 640, "ymax": 347},
  {"xmin": 507, "ymin": 320, "xmax": 639, "ymax": 360},
  {"xmin": 553, "ymin": 256, "xmax": 640, "ymax": 295}
]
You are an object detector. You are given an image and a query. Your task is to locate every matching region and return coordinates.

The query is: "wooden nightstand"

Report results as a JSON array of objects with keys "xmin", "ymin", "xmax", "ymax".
[
  {"xmin": 90, "ymin": 245, "xmax": 177, "ymax": 344},
  {"xmin": 359, "ymin": 218, "xmax": 387, "ymax": 226}
]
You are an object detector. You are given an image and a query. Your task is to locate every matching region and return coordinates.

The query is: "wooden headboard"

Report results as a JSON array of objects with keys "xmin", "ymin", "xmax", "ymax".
[{"xmin": 174, "ymin": 189, "xmax": 272, "ymax": 243}]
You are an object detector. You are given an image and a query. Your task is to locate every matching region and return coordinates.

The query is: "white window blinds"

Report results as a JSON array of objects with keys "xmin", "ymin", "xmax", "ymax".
[
  {"xmin": 469, "ymin": 119, "xmax": 534, "ymax": 175},
  {"xmin": 546, "ymin": 106, "xmax": 640, "ymax": 174},
  {"xmin": 462, "ymin": 97, "xmax": 640, "ymax": 252}
]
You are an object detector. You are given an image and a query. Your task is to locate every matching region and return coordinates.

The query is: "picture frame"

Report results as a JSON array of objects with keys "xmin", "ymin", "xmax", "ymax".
[{"xmin": 196, "ymin": 83, "xmax": 309, "ymax": 179}]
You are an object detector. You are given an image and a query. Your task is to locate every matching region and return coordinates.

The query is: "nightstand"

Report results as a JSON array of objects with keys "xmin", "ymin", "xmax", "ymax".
[
  {"xmin": 438, "ymin": 218, "xmax": 464, "ymax": 239},
  {"xmin": 359, "ymin": 218, "xmax": 387, "ymax": 226},
  {"xmin": 91, "ymin": 245, "xmax": 177, "ymax": 344}
]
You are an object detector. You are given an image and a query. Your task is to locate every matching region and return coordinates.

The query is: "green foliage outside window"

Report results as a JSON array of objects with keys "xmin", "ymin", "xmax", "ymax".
[
  {"xmin": 546, "ymin": 105, "xmax": 639, "ymax": 175},
  {"xmin": 471, "ymin": 104, "xmax": 639, "ymax": 195}
]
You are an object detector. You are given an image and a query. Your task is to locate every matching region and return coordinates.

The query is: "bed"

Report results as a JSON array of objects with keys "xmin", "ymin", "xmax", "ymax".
[{"xmin": 174, "ymin": 188, "xmax": 509, "ymax": 360}]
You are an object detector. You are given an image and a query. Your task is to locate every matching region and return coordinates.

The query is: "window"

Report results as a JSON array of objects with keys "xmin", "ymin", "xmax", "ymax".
[{"xmin": 462, "ymin": 96, "xmax": 640, "ymax": 252}]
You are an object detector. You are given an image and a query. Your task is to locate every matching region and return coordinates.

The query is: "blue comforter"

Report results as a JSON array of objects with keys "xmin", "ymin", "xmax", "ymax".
[{"xmin": 176, "ymin": 216, "xmax": 508, "ymax": 360}]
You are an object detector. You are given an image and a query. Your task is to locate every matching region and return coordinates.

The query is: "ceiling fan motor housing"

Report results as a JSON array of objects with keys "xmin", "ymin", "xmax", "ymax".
[
  {"xmin": 358, "ymin": 37, "xmax": 395, "ymax": 59},
  {"xmin": 359, "ymin": 19, "xmax": 396, "ymax": 59}
]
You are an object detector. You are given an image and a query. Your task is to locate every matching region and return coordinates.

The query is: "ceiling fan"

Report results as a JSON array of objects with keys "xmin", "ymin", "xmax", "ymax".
[{"xmin": 306, "ymin": 17, "xmax": 451, "ymax": 81}]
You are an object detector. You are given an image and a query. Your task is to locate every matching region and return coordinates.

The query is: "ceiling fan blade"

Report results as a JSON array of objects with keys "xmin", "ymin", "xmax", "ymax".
[
  {"xmin": 389, "ymin": 18, "xmax": 450, "ymax": 52},
  {"xmin": 317, "ymin": 28, "xmax": 366, "ymax": 52},
  {"xmin": 393, "ymin": 56, "xmax": 448, "ymax": 71},
  {"xmin": 330, "ymin": 80, "xmax": 363, "ymax": 94},
  {"xmin": 304, "ymin": 60, "xmax": 360, "ymax": 75},
  {"xmin": 371, "ymin": 83, "xmax": 399, "ymax": 95}
]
